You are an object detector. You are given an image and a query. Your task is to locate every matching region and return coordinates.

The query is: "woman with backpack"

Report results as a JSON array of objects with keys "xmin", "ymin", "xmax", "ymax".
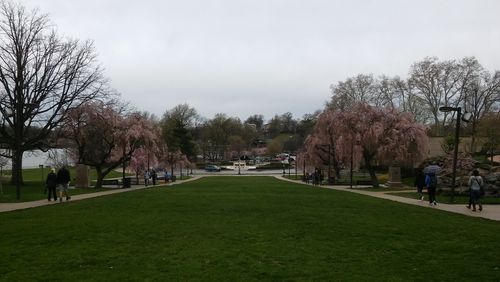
[{"xmin": 467, "ymin": 170, "xmax": 484, "ymax": 212}]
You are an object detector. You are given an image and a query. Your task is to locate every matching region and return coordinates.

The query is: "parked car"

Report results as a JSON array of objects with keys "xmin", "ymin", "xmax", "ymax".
[{"xmin": 205, "ymin": 164, "xmax": 221, "ymax": 172}]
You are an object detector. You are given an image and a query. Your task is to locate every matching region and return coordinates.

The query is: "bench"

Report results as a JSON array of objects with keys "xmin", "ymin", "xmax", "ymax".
[
  {"xmin": 101, "ymin": 179, "xmax": 121, "ymax": 188},
  {"xmin": 355, "ymin": 180, "xmax": 373, "ymax": 186}
]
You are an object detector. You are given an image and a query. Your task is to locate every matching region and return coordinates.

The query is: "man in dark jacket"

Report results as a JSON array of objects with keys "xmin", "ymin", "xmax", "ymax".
[
  {"xmin": 46, "ymin": 168, "xmax": 58, "ymax": 202},
  {"xmin": 414, "ymin": 168, "xmax": 426, "ymax": 201},
  {"xmin": 57, "ymin": 166, "xmax": 71, "ymax": 202}
]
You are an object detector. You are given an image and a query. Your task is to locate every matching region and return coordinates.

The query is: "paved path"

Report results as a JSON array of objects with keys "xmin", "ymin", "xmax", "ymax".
[
  {"xmin": 0, "ymin": 176, "xmax": 201, "ymax": 213},
  {"xmin": 2, "ymin": 175, "xmax": 500, "ymax": 222},
  {"xmin": 277, "ymin": 176, "xmax": 500, "ymax": 222}
]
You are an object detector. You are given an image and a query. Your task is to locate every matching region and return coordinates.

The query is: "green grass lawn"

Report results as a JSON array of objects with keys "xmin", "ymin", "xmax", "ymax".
[
  {"xmin": 0, "ymin": 167, "xmax": 131, "ymax": 203},
  {"xmin": 0, "ymin": 181, "xmax": 109, "ymax": 202},
  {"xmin": 1, "ymin": 176, "xmax": 500, "ymax": 281}
]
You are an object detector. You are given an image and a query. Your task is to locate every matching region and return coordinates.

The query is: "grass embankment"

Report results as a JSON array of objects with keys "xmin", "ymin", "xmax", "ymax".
[
  {"xmin": 0, "ymin": 168, "xmax": 129, "ymax": 203},
  {"xmin": 1, "ymin": 176, "xmax": 499, "ymax": 281}
]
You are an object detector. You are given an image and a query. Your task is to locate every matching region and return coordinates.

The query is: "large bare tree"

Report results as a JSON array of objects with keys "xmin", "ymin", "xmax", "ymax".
[
  {"xmin": 465, "ymin": 71, "xmax": 500, "ymax": 152},
  {"xmin": 0, "ymin": 2, "xmax": 105, "ymax": 199}
]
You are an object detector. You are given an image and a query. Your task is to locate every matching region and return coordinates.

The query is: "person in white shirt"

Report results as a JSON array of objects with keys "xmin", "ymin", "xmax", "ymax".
[{"xmin": 468, "ymin": 169, "xmax": 484, "ymax": 212}]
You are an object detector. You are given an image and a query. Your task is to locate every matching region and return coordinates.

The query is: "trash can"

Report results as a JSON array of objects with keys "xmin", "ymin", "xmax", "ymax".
[{"xmin": 123, "ymin": 177, "xmax": 131, "ymax": 188}]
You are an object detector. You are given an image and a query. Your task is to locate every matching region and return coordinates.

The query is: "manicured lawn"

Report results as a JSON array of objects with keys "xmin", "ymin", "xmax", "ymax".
[
  {"xmin": 1, "ymin": 176, "xmax": 500, "ymax": 281},
  {"xmin": 0, "ymin": 167, "xmax": 130, "ymax": 203},
  {"xmin": 0, "ymin": 181, "xmax": 109, "ymax": 202}
]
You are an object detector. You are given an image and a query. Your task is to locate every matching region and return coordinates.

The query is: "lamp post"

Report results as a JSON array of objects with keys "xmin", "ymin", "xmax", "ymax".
[
  {"xmin": 302, "ymin": 156, "xmax": 306, "ymax": 182},
  {"xmin": 439, "ymin": 106, "xmax": 471, "ymax": 203},
  {"xmin": 288, "ymin": 158, "xmax": 291, "ymax": 179},
  {"xmin": 39, "ymin": 164, "xmax": 44, "ymax": 193},
  {"xmin": 294, "ymin": 156, "xmax": 297, "ymax": 180},
  {"xmin": 350, "ymin": 140, "xmax": 354, "ymax": 189},
  {"xmin": 327, "ymin": 144, "xmax": 332, "ymax": 185}
]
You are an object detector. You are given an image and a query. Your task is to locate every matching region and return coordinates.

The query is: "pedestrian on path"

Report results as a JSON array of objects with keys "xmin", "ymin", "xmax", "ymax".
[
  {"xmin": 46, "ymin": 168, "xmax": 58, "ymax": 202},
  {"xmin": 425, "ymin": 172, "xmax": 438, "ymax": 206},
  {"xmin": 414, "ymin": 168, "xmax": 426, "ymax": 201},
  {"xmin": 151, "ymin": 169, "xmax": 157, "ymax": 185},
  {"xmin": 56, "ymin": 166, "xmax": 71, "ymax": 202},
  {"xmin": 144, "ymin": 170, "xmax": 150, "ymax": 187},
  {"xmin": 467, "ymin": 169, "xmax": 484, "ymax": 212}
]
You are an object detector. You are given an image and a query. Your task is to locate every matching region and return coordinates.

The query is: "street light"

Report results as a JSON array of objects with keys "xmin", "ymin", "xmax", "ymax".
[
  {"xmin": 439, "ymin": 106, "xmax": 472, "ymax": 203},
  {"xmin": 350, "ymin": 138, "xmax": 360, "ymax": 189},
  {"xmin": 288, "ymin": 157, "xmax": 291, "ymax": 179},
  {"xmin": 39, "ymin": 164, "xmax": 44, "ymax": 193}
]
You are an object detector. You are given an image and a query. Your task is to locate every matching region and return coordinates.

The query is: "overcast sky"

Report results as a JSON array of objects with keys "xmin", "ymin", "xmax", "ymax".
[{"xmin": 23, "ymin": 0, "xmax": 500, "ymax": 121}]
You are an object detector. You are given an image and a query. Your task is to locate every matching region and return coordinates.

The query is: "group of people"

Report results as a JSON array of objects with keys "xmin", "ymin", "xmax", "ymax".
[
  {"xmin": 414, "ymin": 168, "xmax": 438, "ymax": 206},
  {"xmin": 305, "ymin": 169, "xmax": 323, "ymax": 186},
  {"xmin": 144, "ymin": 169, "xmax": 173, "ymax": 186},
  {"xmin": 143, "ymin": 169, "xmax": 157, "ymax": 186},
  {"xmin": 45, "ymin": 166, "xmax": 71, "ymax": 203},
  {"xmin": 415, "ymin": 164, "xmax": 484, "ymax": 211}
]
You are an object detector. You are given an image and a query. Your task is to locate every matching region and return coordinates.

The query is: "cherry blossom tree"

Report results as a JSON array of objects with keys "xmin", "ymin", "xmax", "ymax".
[
  {"xmin": 62, "ymin": 101, "xmax": 160, "ymax": 188},
  {"xmin": 304, "ymin": 103, "xmax": 428, "ymax": 187},
  {"xmin": 129, "ymin": 148, "xmax": 148, "ymax": 183},
  {"xmin": 349, "ymin": 103, "xmax": 428, "ymax": 186},
  {"xmin": 304, "ymin": 110, "xmax": 343, "ymax": 181},
  {"xmin": 162, "ymin": 149, "xmax": 188, "ymax": 178}
]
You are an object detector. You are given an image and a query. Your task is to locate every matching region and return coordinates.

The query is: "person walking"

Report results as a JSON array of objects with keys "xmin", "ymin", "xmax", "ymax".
[
  {"xmin": 425, "ymin": 172, "xmax": 438, "ymax": 206},
  {"xmin": 414, "ymin": 168, "xmax": 426, "ymax": 201},
  {"xmin": 56, "ymin": 166, "xmax": 71, "ymax": 203},
  {"xmin": 46, "ymin": 168, "xmax": 58, "ymax": 202},
  {"xmin": 151, "ymin": 169, "xmax": 157, "ymax": 185},
  {"xmin": 164, "ymin": 170, "xmax": 169, "ymax": 183},
  {"xmin": 144, "ymin": 170, "xmax": 150, "ymax": 187},
  {"xmin": 467, "ymin": 169, "xmax": 484, "ymax": 212}
]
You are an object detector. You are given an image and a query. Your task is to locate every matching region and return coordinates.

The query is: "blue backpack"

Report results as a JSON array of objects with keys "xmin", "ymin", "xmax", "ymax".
[{"xmin": 428, "ymin": 173, "xmax": 437, "ymax": 188}]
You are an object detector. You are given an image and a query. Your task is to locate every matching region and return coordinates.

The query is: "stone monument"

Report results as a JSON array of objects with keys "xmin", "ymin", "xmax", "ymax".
[
  {"xmin": 387, "ymin": 166, "xmax": 403, "ymax": 188},
  {"xmin": 75, "ymin": 164, "xmax": 90, "ymax": 188}
]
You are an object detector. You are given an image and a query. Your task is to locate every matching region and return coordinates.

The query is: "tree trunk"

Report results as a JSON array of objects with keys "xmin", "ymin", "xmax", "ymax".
[
  {"xmin": 470, "ymin": 121, "xmax": 477, "ymax": 154},
  {"xmin": 10, "ymin": 149, "xmax": 24, "ymax": 200},
  {"xmin": 95, "ymin": 167, "xmax": 104, "ymax": 189},
  {"xmin": 0, "ymin": 169, "xmax": 3, "ymax": 195},
  {"xmin": 364, "ymin": 155, "xmax": 379, "ymax": 188}
]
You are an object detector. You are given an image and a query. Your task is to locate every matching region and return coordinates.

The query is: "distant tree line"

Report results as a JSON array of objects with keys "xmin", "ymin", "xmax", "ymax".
[{"xmin": 328, "ymin": 57, "xmax": 500, "ymax": 153}]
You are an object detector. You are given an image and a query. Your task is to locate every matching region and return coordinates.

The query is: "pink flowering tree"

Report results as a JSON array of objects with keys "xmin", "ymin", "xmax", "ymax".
[
  {"xmin": 348, "ymin": 103, "xmax": 428, "ymax": 186},
  {"xmin": 129, "ymin": 148, "xmax": 148, "ymax": 183},
  {"xmin": 304, "ymin": 110, "xmax": 344, "ymax": 181},
  {"xmin": 160, "ymin": 149, "xmax": 190, "ymax": 179},
  {"xmin": 62, "ymin": 101, "xmax": 160, "ymax": 188},
  {"xmin": 116, "ymin": 111, "xmax": 161, "ymax": 181},
  {"xmin": 304, "ymin": 103, "xmax": 428, "ymax": 186}
]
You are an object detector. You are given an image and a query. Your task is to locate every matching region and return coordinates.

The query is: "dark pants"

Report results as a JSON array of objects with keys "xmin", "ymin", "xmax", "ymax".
[
  {"xmin": 428, "ymin": 186, "xmax": 436, "ymax": 204},
  {"xmin": 471, "ymin": 190, "xmax": 481, "ymax": 208},
  {"xmin": 47, "ymin": 186, "xmax": 57, "ymax": 201},
  {"xmin": 417, "ymin": 185, "xmax": 424, "ymax": 196}
]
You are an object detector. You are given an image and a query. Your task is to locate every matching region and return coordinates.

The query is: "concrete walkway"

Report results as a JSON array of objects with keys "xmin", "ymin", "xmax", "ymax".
[
  {"xmin": 0, "ymin": 176, "xmax": 201, "ymax": 213},
  {"xmin": 2, "ymin": 175, "xmax": 500, "ymax": 222},
  {"xmin": 277, "ymin": 176, "xmax": 500, "ymax": 222}
]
